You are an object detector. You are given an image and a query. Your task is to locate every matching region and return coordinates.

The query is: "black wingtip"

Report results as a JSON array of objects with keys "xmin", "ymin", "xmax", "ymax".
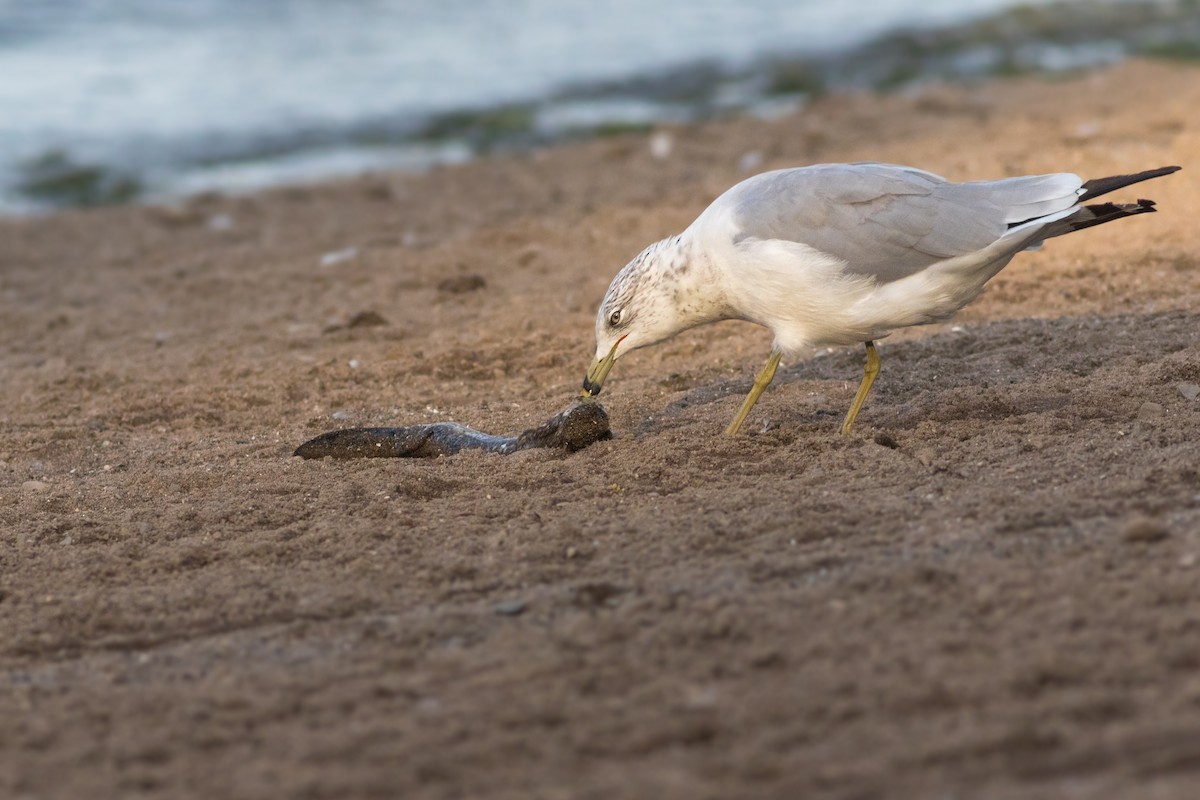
[
  {"xmin": 1080, "ymin": 166, "xmax": 1182, "ymax": 203},
  {"xmin": 1138, "ymin": 165, "xmax": 1182, "ymax": 179}
]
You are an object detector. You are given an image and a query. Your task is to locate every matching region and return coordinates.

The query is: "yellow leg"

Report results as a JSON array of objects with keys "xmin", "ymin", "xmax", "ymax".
[
  {"xmin": 840, "ymin": 341, "xmax": 881, "ymax": 435},
  {"xmin": 725, "ymin": 349, "xmax": 782, "ymax": 436}
]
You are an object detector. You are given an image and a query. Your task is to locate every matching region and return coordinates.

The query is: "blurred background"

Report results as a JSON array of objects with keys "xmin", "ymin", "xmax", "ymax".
[{"xmin": 1, "ymin": 0, "xmax": 1196, "ymax": 213}]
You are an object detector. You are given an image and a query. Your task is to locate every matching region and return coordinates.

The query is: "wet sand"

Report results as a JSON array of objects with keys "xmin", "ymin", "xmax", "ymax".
[{"xmin": 3, "ymin": 60, "xmax": 1200, "ymax": 799}]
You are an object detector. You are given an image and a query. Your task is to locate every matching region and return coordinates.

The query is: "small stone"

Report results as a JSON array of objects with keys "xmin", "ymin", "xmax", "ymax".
[
  {"xmin": 683, "ymin": 684, "xmax": 718, "ymax": 708},
  {"xmin": 1137, "ymin": 402, "xmax": 1164, "ymax": 421},
  {"xmin": 437, "ymin": 274, "xmax": 486, "ymax": 294},
  {"xmin": 21, "ymin": 480, "xmax": 48, "ymax": 493},
  {"xmin": 738, "ymin": 150, "xmax": 764, "ymax": 172},
  {"xmin": 205, "ymin": 213, "xmax": 234, "ymax": 231},
  {"xmin": 346, "ymin": 310, "xmax": 387, "ymax": 328},
  {"xmin": 493, "ymin": 600, "xmax": 526, "ymax": 617},
  {"xmin": 649, "ymin": 131, "xmax": 673, "ymax": 160},
  {"xmin": 322, "ymin": 310, "xmax": 389, "ymax": 334},
  {"xmin": 1177, "ymin": 382, "xmax": 1200, "ymax": 401},
  {"xmin": 914, "ymin": 448, "xmax": 935, "ymax": 467},
  {"xmin": 1122, "ymin": 516, "xmax": 1169, "ymax": 544},
  {"xmin": 873, "ymin": 432, "xmax": 900, "ymax": 449},
  {"xmin": 515, "ymin": 245, "xmax": 542, "ymax": 267},
  {"xmin": 319, "ymin": 246, "xmax": 359, "ymax": 267}
]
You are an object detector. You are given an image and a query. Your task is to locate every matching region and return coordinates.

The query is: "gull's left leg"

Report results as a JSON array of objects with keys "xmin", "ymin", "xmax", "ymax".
[
  {"xmin": 725, "ymin": 349, "xmax": 782, "ymax": 436},
  {"xmin": 840, "ymin": 341, "xmax": 880, "ymax": 435}
]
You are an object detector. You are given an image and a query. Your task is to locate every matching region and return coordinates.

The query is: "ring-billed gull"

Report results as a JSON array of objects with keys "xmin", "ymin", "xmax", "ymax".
[{"xmin": 581, "ymin": 162, "xmax": 1180, "ymax": 435}]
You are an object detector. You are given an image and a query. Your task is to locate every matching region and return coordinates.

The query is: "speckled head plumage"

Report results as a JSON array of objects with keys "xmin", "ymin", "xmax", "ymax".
[
  {"xmin": 583, "ymin": 236, "xmax": 698, "ymax": 396},
  {"xmin": 596, "ymin": 239, "xmax": 675, "ymax": 345}
]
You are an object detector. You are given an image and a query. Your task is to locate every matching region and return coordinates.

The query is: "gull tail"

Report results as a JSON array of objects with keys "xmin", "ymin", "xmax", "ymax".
[{"xmin": 1041, "ymin": 165, "xmax": 1180, "ymax": 239}]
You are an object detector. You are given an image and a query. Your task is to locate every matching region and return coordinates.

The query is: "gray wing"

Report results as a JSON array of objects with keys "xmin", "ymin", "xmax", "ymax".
[{"xmin": 727, "ymin": 163, "xmax": 1083, "ymax": 282}]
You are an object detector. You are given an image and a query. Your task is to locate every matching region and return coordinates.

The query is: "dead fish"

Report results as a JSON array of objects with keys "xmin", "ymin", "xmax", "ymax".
[{"xmin": 294, "ymin": 399, "xmax": 611, "ymax": 459}]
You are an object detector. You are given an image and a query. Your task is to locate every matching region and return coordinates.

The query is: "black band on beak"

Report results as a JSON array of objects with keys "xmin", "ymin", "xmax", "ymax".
[{"xmin": 581, "ymin": 376, "xmax": 602, "ymax": 396}]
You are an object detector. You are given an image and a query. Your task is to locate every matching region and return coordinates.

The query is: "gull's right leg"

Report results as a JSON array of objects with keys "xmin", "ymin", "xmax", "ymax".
[{"xmin": 839, "ymin": 341, "xmax": 880, "ymax": 435}]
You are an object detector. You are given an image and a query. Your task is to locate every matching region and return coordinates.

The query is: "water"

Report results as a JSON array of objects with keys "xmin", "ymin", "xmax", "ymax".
[{"xmin": 0, "ymin": 0, "xmax": 1183, "ymax": 212}]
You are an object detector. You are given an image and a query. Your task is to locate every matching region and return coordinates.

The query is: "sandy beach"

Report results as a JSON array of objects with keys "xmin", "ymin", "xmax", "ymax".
[{"xmin": 3, "ymin": 59, "xmax": 1200, "ymax": 798}]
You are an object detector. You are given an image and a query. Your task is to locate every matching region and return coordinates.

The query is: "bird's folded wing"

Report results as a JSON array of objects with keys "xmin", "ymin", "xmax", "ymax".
[{"xmin": 729, "ymin": 163, "xmax": 1082, "ymax": 283}]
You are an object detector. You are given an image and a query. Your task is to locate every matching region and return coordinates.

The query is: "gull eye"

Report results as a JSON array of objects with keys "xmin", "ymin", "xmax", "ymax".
[{"xmin": 608, "ymin": 309, "xmax": 622, "ymax": 327}]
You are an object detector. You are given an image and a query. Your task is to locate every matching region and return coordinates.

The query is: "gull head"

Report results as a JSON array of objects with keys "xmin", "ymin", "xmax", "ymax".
[{"xmin": 582, "ymin": 235, "xmax": 711, "ymax": 397}]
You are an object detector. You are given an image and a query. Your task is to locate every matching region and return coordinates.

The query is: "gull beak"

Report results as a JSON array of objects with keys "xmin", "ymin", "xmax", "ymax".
[{"xmin": 581, "ymin": 337, "xmax": 624, "ymax": 397}]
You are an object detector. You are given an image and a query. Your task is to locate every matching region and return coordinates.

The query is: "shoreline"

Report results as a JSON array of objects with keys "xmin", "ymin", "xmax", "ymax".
[{"xmin": 8, "ymin": 0, "xmax": 1199, "ymax": 213}]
